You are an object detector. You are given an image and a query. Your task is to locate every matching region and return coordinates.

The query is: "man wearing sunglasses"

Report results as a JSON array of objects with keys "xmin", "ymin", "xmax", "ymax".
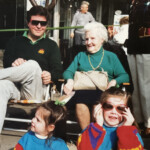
[{"xmin": 0, "ymin": 6, "xmax": 62, "ymax": 133}]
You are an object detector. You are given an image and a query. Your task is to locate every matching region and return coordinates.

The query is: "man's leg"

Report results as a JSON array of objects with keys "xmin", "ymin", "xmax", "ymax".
[
  {"xmin": 19, "ymin": 60, "xmax": 47, "ymax": 100},
  {"xmin": 127, "ymin": 55, "xmax": 144, "ymax": 123},
  {"xmin": 0, "ymin": 60, "xmax": 47, "ymax": 100},
  {"xmin": 0, "ymin": 80, "xmax": 20, "ymax": 133},
  {"xmin": 136, "ymin": 54, "xmax": 150, "ymax": 128},
  {"xmin": 76, "ymin": 103, "xmax": 90, "ymax": 130}
]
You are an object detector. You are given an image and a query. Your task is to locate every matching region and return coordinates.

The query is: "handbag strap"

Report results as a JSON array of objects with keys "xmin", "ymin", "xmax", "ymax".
[
  {"xmin": 83, "ymin": 72, "xmax": 98, "ymax": 87},
  {"xmin": 88, "ymin": 48, "xmax": 104, "ymax": 71},
  {"xmin": 84, "ymin": 71, "xmax": 108, "ymax": 90}
]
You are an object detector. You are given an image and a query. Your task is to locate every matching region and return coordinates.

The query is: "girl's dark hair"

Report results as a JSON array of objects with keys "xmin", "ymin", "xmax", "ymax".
[
  {"xmin": 27, "ymin": 6, "xmax": 49, "ymax": 23},
  {"xmin": 36, "ymin": 101, "xmax": 67, "ymax": 138}
]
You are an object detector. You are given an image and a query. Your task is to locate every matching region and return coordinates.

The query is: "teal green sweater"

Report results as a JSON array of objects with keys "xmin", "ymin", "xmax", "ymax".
[
  {"xmin": 63, "ymin": 47, "xmax": 129, "ymax": 84},
  {"xmin": 3, "ymin": 34, "xmax": 62, "ymax": 82}
]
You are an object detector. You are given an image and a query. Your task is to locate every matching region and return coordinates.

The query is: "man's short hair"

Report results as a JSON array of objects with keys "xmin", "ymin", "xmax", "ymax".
[
  {"xmin": 81, "ymin": 1, "xmax": 89, "ymax": 6},
  {"xmin": 27, "ymin": 6, "xmax": 49, "ymax": 23}
]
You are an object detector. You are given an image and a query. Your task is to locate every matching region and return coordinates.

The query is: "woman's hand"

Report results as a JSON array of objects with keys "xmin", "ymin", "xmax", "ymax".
[
  {"xmin": 122, "ymin": 107, "xmax": 135, "ymax": 126},
  {"xmin": 107, "ymin": 79, "xmax": 117, "ymax": 89},
  {"xmin": 93, "ymin": 104, "xmax": 104, "ymax": 126},
  {"xmin": 63, "ymin": 79, "xmax": 74, "ymax": 95}
]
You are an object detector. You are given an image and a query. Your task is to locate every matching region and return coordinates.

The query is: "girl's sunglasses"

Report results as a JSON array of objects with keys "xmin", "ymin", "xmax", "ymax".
[
  {"xmin": 102, "ymin": 102, "xmax": 127, "ymax": 114},
  {"xmin": 31, "ymin": 20, "xmax": 47, "ymax": 26}
]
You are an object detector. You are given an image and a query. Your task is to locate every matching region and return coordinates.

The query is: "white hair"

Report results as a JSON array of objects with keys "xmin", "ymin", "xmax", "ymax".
[{"xmin": 84, "ymin": 22, "xmax": 108, "ymax": 42}]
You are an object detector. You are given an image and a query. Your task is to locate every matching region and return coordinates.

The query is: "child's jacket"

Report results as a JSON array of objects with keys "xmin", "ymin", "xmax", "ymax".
[
  {"xmin": 77, "ymin": 123, "xmax": 144, "ymax": 150},
  {"xmin": 14, "ymin": 131, "xmax": 68, "ymax": 150}
]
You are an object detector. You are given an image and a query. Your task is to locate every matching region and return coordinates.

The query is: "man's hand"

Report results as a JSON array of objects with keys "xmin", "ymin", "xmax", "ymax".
[
  {"xmin": 12, "ymin": 58, "xmax": 27, "ymax": 67},
  {"xmin": 70, "ymin": 32, "xmax": 74, "ymax": 38},
  {"xmin": 41, "ymin": 71, "xmax": 51, "ymax": 85}
]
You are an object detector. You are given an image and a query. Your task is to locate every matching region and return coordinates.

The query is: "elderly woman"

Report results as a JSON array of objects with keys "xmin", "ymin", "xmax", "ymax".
[{"xmin": 63, "ymin": 22, "xmax": 129, "ymax": 130}]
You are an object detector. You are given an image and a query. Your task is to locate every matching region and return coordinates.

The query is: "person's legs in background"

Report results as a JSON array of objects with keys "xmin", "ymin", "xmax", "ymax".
[
  {"xmin": 136, "ymin": 54, "xmax": 150, "ymax": 134},
  {"xmin": 128, "ymin": 54, "xmax": 150, "ymax": 135},
  {"xmin": 127, "ymin": 55, "xmax": 144, "ymax": 124},
  {"xmin": 72, "ymin": 32, "xmax": 86, "ymax": 58}
]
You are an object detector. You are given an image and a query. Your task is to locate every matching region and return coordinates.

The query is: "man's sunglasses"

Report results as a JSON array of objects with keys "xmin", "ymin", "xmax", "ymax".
[
  {"xmin": 102, "ymin": 102, "xmax": 127, "ymax": 114},
  {"xmin": 31, "ymin": 20, "xmax": 47, "ymax": 26}
]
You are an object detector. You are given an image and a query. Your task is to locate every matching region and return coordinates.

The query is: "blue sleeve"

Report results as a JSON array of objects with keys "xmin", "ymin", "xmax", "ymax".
[
  {"xmin": 18, "ymin": 132, "xmax": 31, "ymax": 148},
  {"xmin": 136, "ymin": 132, "xmax": 144, "ymax": 147}
]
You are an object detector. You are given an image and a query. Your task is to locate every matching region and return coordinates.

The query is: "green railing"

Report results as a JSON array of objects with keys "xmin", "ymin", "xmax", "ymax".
[
  {"xmin": 0, "ymin": 25, "xmax": 119, "ymax": 32},
  {"xmin": 0, "ymin": 26, "xmax": 84, "ymax": 32}
]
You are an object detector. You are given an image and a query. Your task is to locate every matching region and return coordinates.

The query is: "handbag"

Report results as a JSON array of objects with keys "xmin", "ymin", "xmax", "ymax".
[
  {"xmin": 73, "ymin": 48, "xmax": 108, "ymax": 91},
  {"xmin": 73, "ymin": 69, "xmax": 108, "ymax": 91}
]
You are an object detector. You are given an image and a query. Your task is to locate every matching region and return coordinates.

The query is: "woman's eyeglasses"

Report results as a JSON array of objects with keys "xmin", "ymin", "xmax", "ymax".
[
  {"xmin": 31, "ymin": 20, "xmax": 47, "ymax": 26},
  {"xmin": 102, "ymin": 102, "xmax": 127, "ymax": 114}
]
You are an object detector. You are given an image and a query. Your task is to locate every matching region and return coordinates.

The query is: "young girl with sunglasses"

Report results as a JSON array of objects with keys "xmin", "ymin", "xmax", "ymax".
[
  {"xmin": 14, "ymin": 101, "xmax": 69, "ymax": 150},
  {"xmin": 77, "ymin": 87, "xmax": 144, "ymax": 150}
]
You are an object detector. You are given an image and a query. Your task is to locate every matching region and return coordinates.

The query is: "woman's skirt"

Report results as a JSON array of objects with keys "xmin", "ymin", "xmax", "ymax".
[{"xmin": 66, "ymin": 90, "xmax": 102, "ymax": 108}]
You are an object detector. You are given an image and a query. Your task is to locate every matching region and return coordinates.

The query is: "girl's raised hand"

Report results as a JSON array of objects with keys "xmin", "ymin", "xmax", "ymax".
[
  {"xmin": 93, "ymin": 104, "xmax": 104, "ymax": 126},
  {"xmin": 122, "ymin": 107, "xmax": 135, "ymax": 126}
]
